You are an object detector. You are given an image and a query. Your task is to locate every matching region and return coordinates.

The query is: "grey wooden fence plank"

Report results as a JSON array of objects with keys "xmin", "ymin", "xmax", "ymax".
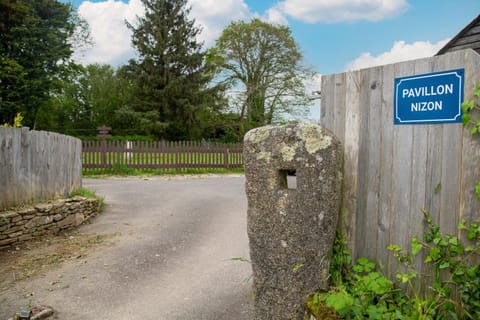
[
  {"xmin": 358, "ymin": 66, "xmax": 384, "ymax": 261},
  {"xmin": 342, "ymin": 70, "xmax": 362, "ymax": 257},
  {"xmin": 354, "ymin": 70, "xmax": 370, "ymax": 258},
  {"xmin": 321, "ymin": 74, "xmax": 335, "ymax": 131},
  {"xmin": 0, "ymin": 129, "xmax": 14, "ymax": 206},
  {"xmin": 378, "ymin": 63, "xmax": 395, "ymax": 273},
  {"xmin": 460, "ymin": 50, "xmax": 480, "ymax": 226},
  {"xmin": 406, "ymin": 58, "xmax": 433, "ymax": 283},
  {"xmin": 438, "ymin": 52, "xmax": 465, "ymax": 236},
  {"xmin": 333, "ymin": 73, "xmax": 347, "ymax": 143},
  {"xmin": 390, "ymin": 61, "xmax": 416, "ymax": 266}
]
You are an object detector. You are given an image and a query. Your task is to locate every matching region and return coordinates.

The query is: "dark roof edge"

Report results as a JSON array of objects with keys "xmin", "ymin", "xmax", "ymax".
[{"xmin": 436, "ymin": 14, "xmax": 480, "ymax": 56}]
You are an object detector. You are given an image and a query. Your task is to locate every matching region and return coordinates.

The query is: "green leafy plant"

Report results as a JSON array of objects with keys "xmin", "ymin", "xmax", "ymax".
[
  {"xmin": 462, "ymin": 82, "xmax": 480, "ymax": 136},
  {"xmin": 462, "ymin": 82, "xmax": 480, "ymax": 200},
  {"xmin": 306, "ymin": 211, "xmax": 480, "ymax": 319},
  {"xmin": 69, "ymin": 188, "xmax": 104, "ymax": 212},
  {"xmin": 2, "ymin": 112, "xmax": 23, "ymax": 128},
  {"xmin": 306, "ymin": 254, "xmax": 404, "ymax": 319},
  {"xmin": 423, "ymin": 211, "xmax": 480, "ymax": 318},
  {"xmin": 111, "ymin": 163, "xmax": 135, "ymax": 176}
]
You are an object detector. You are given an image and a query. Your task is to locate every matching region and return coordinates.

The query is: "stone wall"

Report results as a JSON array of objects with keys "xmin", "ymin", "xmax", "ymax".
[{"xmin": 0, "ymin": 197, "xmax": 100, "ymax": 250}]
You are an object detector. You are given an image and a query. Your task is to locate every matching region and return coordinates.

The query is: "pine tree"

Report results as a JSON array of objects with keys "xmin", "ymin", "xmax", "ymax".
[{"xmin": 127, "ymin": 0, "xmax": 220, "ymax": 140}]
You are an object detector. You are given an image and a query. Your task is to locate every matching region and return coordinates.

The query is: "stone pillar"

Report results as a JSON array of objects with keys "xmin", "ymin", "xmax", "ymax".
[{"xmin": 244, "ymin": 123, "xmax": 343, "ymax": 320}]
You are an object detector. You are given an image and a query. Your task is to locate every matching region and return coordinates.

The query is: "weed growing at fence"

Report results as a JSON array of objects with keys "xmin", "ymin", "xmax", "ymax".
[
  {"xmin": 306, "ymin": 211, "xmax": 480, "ymax": 319},
  {"xmin": 462, "ymin": 81, "xmax": 480, "ymax": 201},
  {"xmin": 1, "ymin": 112, "xmax": 23, "ymax": 128},
  {"xmin": 112, "ymin": 163, "xmax": 136, "ymax": 176}
]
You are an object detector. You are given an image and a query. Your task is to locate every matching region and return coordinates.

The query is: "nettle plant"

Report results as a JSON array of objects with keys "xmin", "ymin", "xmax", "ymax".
[{"xmin": 306, "ymin": 83, "xmax": 480, "ymax": 320}]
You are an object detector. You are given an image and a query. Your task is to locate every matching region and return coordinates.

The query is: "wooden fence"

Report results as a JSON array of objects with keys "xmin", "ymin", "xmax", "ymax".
[
  {"xmin": 82, "ymin": 140, "xmax": 243, "ymax": 172},
  {"xmin": 0, "ymin": 128, "xmax": 82, "ymax": 209},
  {"xmin": 320, "ymin": 49, "xmax": 480, "ymax": 275}
]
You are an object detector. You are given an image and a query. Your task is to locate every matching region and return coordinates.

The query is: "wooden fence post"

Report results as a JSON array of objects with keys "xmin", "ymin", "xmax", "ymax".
[
  {"xmin": 97, "ymin": 126, "xmax": 111, "ymax": 168},
  {"xmin": 224, "ymin": 148, "xmax": 229, "ymax": 169}
]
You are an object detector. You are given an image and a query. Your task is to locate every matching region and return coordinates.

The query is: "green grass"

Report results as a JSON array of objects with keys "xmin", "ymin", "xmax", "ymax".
[
  {"xmin": 69, "ymin": 187, "xmax": 105, "ymax": 211},
  {"xmin": 82, "ymin": 150, "xmax": 243, "ymax": 167},
  {"xmin": 82, "ymin": 167, "xmax": 244, "ymax": 177},
  {"xmin": 69, "ymin": 187, "xmax": 98, "ymax": 198},
  {"xmin": 82, "ymin": 149, "xmax": 244, "ymax": 177}
]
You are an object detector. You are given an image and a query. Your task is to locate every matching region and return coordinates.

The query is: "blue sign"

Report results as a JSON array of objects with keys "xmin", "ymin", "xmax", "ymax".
[{"xmin": 394, "ymin": 69, "xmax": 464, "ymax": 125}]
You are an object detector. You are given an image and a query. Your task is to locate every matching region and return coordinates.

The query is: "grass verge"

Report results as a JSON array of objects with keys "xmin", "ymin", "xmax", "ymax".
[{"xmin": 83, "ymin": 167, "xmax": 244, "ymax": 177}]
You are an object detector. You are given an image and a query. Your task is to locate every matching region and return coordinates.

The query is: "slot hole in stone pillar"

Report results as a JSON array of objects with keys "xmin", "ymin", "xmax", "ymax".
[{"xmin": 279, "ymin": 169, "xmax": 297, "ymax": 190}]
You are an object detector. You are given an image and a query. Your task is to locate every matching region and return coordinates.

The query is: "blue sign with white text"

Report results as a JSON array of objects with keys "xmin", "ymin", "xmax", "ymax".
[{"xmin": 394, "ymin": 69, "xmax": 464, "ymax": 125}]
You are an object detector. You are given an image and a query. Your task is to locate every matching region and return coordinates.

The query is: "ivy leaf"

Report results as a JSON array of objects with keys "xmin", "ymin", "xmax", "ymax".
[
  {"xmin": 411, "ymin": 236, "xmax": 423, "ymax": 256},
  {"xmin": 467, "ymin": 223, "xmax": 479, "ymax": 240},
  {"xmin": 474, "ymin": 83, "xmax": 480, "ymax": 99},
  {"xmin": 424, "ymin": 232, "xmax": 433, "ymax": 243},
  {"xmin": 462, "ymin": 99, "xmax": 475, "ymax": 113},
  {"xmin": 427, "ymin": 247, "xmax": 441, "ymax": 262},
  {"xmin": 476, "ymin": 182, "xmax": 480, "ymax": 202},
  {"xmin": 462, "ymin": 113, "xmax": 472, "ymax": 126}
]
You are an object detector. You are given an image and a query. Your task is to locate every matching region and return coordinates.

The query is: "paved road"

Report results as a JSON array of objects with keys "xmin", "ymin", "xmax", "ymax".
[{"xmin": 1, "ymin": 175, "xmax": 253, "ymax": 320}]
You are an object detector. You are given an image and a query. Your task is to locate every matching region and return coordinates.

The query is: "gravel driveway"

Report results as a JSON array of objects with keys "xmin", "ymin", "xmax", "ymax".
[{"xmin": 0, "ymin": 175, "xmax": 253, "ymax": 320}]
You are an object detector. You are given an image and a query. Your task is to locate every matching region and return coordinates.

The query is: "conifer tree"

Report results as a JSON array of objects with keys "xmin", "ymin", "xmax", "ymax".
[{"xmin": 127, "ymin": 0, "xmax": 220, "ymax": 140}]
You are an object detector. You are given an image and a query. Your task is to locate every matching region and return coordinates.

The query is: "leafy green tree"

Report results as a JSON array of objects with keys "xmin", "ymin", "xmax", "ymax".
[
  {"xmin": 208, "ymin": 19, "xmax": 315, "ymax": 134},
  {"xmin": 49, "ymin": 64, "xmax": 135, "ymax": 136},
  {"xmin": 126, "ymin": 0, "xmax": 224, "ymax": 140},
  {"xmin": 0, "ymin": 0, "xmax": 81, "ymax": 128},
  {"xmin": 0, "ymin": 0, "xmax": 28, "ymax": 124}
]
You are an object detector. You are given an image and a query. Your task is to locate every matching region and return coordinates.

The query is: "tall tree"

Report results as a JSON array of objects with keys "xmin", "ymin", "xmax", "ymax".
[
  {"xmin": 126, "ymin": 0, "xmax": 223, "ymax": 140},
  {"xmin": 49, "ymin": 64, "xmax": 135, "ymax": 136},
  {"xmin": 208, "ymin": 19, "xmax": 315, "ymax": 134},
  {"xmin": 0, "ymin": 0, "xmax": 80, "ymax": 128}
]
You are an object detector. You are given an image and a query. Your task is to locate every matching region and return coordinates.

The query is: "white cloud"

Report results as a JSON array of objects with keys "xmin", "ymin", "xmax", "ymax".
[
  {"xmin": 189, "ymin": 0, "xmax": 251, "ymax": 46},
  {"xmin": 263, "ymin": 7, "xmax": 289, "ymax": 25},
  {"xmin": 74, "ymin": 0, "xmax": 253, "ymax": 66},
  {"xmin": 276, "ymin": 0, "xmax": 408, "ymax": 23},
  {"xmin": 346, "ymin": 39, "xmax": 450, "ymax": 71},
  {"xmin": 74, "ymin": 0, "xmax": 143, "ymax": 66}
]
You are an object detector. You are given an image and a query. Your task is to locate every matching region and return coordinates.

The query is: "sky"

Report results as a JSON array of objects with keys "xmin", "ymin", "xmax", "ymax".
[{"xmin": 63, "ymin": 0, "xmax": 480, "ymax": 120}]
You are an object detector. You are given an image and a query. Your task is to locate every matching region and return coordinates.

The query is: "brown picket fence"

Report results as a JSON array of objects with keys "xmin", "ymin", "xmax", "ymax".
[{"xmin": 82, "ymin": 140, "xmax": 243, "ymax": 172}]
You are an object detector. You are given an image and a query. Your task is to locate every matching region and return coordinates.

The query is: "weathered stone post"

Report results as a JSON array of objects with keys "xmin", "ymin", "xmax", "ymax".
[{"xmin": 244, "ymin": 123, "xmax": 343, "ymax": 320}]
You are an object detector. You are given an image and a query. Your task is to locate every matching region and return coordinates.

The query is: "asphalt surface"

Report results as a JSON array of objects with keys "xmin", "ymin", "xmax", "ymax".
[{"xmin": 1, "ymin": 175, "xmax": 254, "ymax": 320}]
